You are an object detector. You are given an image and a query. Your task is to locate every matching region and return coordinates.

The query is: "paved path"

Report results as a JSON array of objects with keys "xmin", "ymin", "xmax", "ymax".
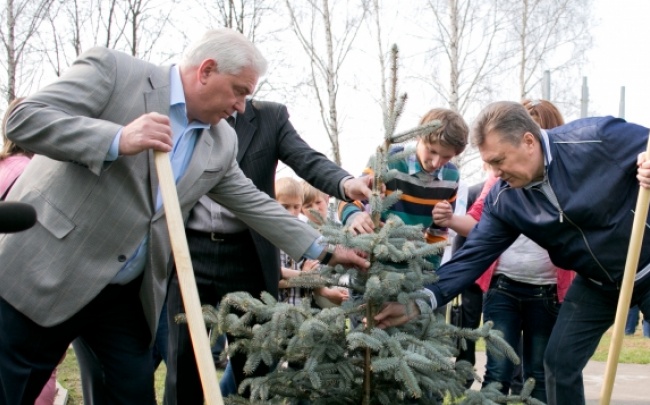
[
  {"xmin": 473, "ymin": 352, "xmax": 650, "ymax": 404},
  {"xmin": 53, "ymin": 382, "xmax": 68, "ymax": 405}
]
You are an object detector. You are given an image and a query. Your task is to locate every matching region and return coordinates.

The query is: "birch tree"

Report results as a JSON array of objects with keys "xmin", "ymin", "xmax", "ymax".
[
  {"xmin": 121, "ymin": 0, "xmax": 177, "ymax": 60},
  {"xmin": 40, "ymin": 0, "xmax": 179, "ymax": 81},
  {"xmin": 40, "ymin": 0, "xmax": 89, "ymax": 77},
  {"xmin": 420, "ymin": 0, "xmax": 509, "ymax": 115},
  {"xmin": 369, "ymin": 0, "xmax": 388, "ymax": 117},
  {"xmin": 190, "ymin": 0, "xmax": 284, "ymax": 97},
  {"xmin": 194, "ymin": 0, "xmax": 274, "ymax": 42},
  {"xmin": 0, "ymin": 0, "xmax": 54, "ymax": 103},
  {"xmin": 284, "ymin": 0, "xmax": 368, "ymax": 165},
  {"xmin": 506, "ymin": 0, "xmax": 592, "ymax": 104},
  {"xmin": 416, "ymin": 0, "xmax": 510, "ymax": 178},
  {"xmin": 40, "ymin": 0, "xmax": 123, "ymax": 77}
]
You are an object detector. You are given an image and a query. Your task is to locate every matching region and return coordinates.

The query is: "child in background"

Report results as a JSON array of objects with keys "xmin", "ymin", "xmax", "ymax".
[
  {"xmin": 275, "ymin": 177, "xmax": 316, "ymax": 306},
  {"xmin": 301, "ymin": 183, "xmax": 331, "ymax": 224},
  {"xmin": 300, "ymin": 181, "xmax": 349, "ymax": 307}
]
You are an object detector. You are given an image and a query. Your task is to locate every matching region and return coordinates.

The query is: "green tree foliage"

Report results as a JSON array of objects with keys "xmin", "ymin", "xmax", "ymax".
[{"xmin": 207, "ymin": 46, "xmax": 544, "ymax": 405}]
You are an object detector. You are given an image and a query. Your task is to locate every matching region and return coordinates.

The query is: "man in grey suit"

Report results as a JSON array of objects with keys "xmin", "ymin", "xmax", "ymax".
[
  {"xmin": 0, "ymin": 28, "xmax": 368, "ymax": 404},
  {"xmin": 163, "ymin": 99, "xmax": 368, "ymax": 404}
]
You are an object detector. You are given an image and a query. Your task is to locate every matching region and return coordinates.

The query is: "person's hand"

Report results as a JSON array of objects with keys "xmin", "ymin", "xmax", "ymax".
[
  {"xmin": 315, "ymin": 286, "xmax": 349, "ymax": 305},
  {"xmin": 337, "ymin": 287, "xmax": 350, "ymax": 302},
  {"xmin": 281, "ymin": 267, "xmax": 302, "ymax": 280},
  {"xmin": 343, "ymin": 177, "xmax": 373, "ymax": 201},
  {"xmin": 302, "ymin": 259, "xmax": 320, "ymax": 272},
  {"xmin": 373, "ymin": 301, "xmax": 420, "ymax": 329},
  {"xmin": 347, "ymin": 212, "xmax": 375, "ymax": 235},
  {"xmin": 327, "ymin": 245, "xmax": 370, "ymax": 269},
  {"xmin": 432, "ymin": 200, "xmax": 453, "ymax": 227},
  {"xmin": 119, "ymin": 112, "xmax": 173, "ymax": 155},
  {"xmin": 637, "ymin": 152, "xmax": 650, "ymax": 189}
]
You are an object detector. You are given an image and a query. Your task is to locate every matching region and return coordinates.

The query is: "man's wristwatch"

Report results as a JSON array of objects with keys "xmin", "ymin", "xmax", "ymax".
[{"xmin": 318, "ymin": 244, "xmax": 336, "ymax": 265}]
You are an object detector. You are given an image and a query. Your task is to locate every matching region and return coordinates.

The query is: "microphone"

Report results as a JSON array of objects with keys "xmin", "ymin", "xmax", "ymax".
[{"xmin": 0, "ymin": 202, "xmax": 37, "ymax": 233}]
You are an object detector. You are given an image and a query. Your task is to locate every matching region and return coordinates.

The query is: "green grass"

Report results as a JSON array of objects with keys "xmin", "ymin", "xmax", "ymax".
[
  {"xmin": 591, "ymin": 328, "xmax": 650, "ymax": 363},
  {"xmin": 475, "ymin": 327, "xmax": 650, "ymax": 363}
]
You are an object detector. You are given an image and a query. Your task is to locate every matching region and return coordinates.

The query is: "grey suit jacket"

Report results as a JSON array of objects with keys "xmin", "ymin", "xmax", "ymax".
[{"xmin": 0, "ymin": 47, "xmax": 320, "ymax": 337}]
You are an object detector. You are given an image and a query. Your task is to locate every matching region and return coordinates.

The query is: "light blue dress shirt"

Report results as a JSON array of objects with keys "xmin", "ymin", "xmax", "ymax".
[{"xmin": 109, "ymin": 65, "xmax": 207, "ymax": 284}]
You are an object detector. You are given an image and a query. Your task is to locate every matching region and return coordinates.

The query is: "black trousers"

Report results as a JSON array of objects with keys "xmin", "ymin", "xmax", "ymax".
[
  {"xmin": 0, "ymin": 276, "xmax": 153, "ymax": 405},
  {"xmin": 72, "ymin": 302, "xmax": 166, "ymax": 405},
  {"xmin": 455, "ymin": 283, "xmax": 484, "ymax": 366},
  {"xmin": 72, "ymin": 337, "xmax": 107, "ymax": 405},
  {"xmin": 164, "ymin": 230, "xmax": 267, "ymax": 405}
]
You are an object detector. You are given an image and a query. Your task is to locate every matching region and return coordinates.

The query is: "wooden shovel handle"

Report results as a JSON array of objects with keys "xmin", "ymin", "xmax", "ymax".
[{"xmin": 154, "ymin": 151, "xmax": 223, "ymax": 405}]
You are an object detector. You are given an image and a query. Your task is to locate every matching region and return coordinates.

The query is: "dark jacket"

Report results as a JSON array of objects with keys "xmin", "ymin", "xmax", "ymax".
[
  {"xmin": 235, "ymin": 100, "xmax": 350, "ymax": 297},
  {"xmin": 430, "ymin": 116, "xmax": 650, "ymax": 306}
]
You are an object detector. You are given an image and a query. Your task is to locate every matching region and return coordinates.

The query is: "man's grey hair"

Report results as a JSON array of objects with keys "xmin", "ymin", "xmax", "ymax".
[
  {"xmin": 181, "ymin": 29, "xmax": 268, "ymax": 77},
  {"xmin": 471, "ymin": 101, "xmax": 542, "ymax": 148}
]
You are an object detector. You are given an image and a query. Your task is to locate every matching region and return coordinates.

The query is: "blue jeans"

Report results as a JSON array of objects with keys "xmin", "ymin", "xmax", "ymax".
[
  {"xmin": 211, "ymin": 333, "xmax": 237, "ymax": 397},
  {"xmin": 211, "ymin": 333, "xmax": 228, "ymax": 367},
  {"xmin": 219, "ymin": 361, "xmax": 237, "ymax": 397},
  {"xmin": 545, "ymin": 274, "xmax": 650, "ymax": 405},
  {"xmin": 482, "ymin": 275, "xmax": 559, "ymax": 402},
  {"xmin": 625, "ymin": 305, "xmax": 650, "ymax": 336}
]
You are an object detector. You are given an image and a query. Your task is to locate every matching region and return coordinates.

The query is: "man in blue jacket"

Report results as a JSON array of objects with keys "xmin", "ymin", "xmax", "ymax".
[{"xmin": 374, "ymin": 101, "xmax": 650, "ymax": 405}]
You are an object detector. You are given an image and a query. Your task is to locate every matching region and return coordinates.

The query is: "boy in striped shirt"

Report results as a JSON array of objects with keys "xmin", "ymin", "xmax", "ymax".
[{"xmin": 338, "ymin": 108, "xmax": 468, "ymax": 270}]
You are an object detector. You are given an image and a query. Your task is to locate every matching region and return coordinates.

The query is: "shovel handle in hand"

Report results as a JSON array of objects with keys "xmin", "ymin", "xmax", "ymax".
[{"xmin": 154, "ymin": 151, "xmax": 224, "ymax": 405}]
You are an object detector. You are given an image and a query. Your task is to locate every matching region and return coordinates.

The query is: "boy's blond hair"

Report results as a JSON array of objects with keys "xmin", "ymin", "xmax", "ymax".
[
  {"xmin": 275, "ymin": 177, "xmax": 303, "ymax": 202},
  {"xmin": 301, "ymin": 181, "xmax": 328, "ymax": 207}
]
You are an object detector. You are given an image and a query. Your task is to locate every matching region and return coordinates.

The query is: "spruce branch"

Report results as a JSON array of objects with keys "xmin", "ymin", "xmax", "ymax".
[
  {"xmin": 390, "ymin": 119, "xmax": 443, "ymax": 144},
  {"xmin": 211, "ymin": 41, "xmax": 526, "ymax": 405}
]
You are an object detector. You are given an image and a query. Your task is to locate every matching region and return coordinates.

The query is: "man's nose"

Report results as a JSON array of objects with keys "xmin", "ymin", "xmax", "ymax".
[{"xmin": 234, "ymin": 98, "xmax": 246, "ymax": 114}]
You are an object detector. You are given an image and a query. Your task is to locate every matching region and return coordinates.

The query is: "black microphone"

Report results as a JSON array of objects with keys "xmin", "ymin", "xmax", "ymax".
[{"xmin": 0, "ymin": 202, "xmax": 37, "ymax": 233}]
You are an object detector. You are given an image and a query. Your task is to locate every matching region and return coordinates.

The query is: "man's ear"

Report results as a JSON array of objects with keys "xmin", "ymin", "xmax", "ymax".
[
  {"xmin": 523, "ymin": 132, "xmax": 538, "ymax": 148},
  {"xmin": 197, "ymin": 59, "xmax": 217, "ymax": 84}
]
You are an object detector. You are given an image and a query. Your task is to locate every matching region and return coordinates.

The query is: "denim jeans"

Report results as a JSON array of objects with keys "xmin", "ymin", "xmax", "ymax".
[
  {"xmin": 481, "ymin": 274, "xmax": 560, "ymax": 402},
  {"xmin": 211, "ymin": 333, "xmax": 228, "ymax": 368},
  {"xmin": 625, "ymin": 305, "xmax": 650, "ymax": 336},
  {"xmin": 219, "ymin": 361, "xmax": 237, "ymax": 397},
  {"xmin": 544, "ymin": 274, "xmax": 650, "ymax": 405}
]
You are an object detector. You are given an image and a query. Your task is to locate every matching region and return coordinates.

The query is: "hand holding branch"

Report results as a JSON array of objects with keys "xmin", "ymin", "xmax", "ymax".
[
  {"xmin": 373, "ymin": 301, "xmax": 420, "ymax": 329},
  {"xmin": 343, "ymin": 177, "xmax": 373, "ymax": 200},
  {"xmin": 347, "ymin": 212, "xmax": 376, "ymax": 235},
  {"xmin": 326, "ymin": 245, "xmax": 370, "ymax": 270}
]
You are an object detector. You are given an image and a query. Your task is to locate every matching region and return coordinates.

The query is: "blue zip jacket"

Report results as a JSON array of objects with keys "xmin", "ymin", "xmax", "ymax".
[{"xmin": 429, "ymin": 116, "xmax": 650, "ymax": 307}]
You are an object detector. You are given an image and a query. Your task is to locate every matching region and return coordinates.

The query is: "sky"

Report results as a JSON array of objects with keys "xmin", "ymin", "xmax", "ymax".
[
  {"xmin": 583, "ymin": 0, "xmax": 650, "ymax": 127},
  {"xmin": 279, "ymin": 0, "xmax": 650, "ymax": 180},
  {"xmin": 3, "ymin": 0, "xmax": 648, "ymax": 183}
]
